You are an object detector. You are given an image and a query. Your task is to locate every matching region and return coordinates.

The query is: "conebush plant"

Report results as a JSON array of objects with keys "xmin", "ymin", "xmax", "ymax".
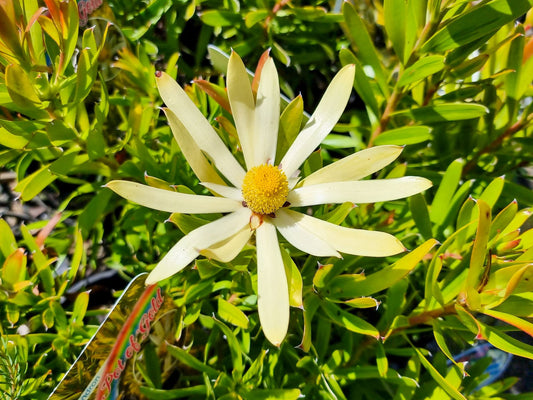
[{"xmin": 0, "ymin": 0, "xmax": 532, "ymax": 399}]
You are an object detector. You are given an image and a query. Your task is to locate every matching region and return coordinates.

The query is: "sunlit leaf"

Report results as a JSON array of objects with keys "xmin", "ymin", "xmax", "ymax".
[{"xmin": 422, "ymin": 0, "xmax": 533, "ymax": 52}]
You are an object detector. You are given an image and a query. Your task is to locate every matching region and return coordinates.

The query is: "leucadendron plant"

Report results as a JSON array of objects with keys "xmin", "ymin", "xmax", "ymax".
[{"xmin": 105, "ymin": 52, "xmax": 432, "ymax": 345}]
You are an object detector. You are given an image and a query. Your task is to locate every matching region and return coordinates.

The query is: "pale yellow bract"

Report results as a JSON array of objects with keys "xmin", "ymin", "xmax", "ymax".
[{"xmin": 106, "ymin": 52, "xmax": 433, "ymax": 346}]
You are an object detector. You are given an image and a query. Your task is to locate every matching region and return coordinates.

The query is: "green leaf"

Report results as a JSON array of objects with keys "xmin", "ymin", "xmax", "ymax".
[
  {"xmin": 200, "ymin": 10, "xmax": 241, "ymax": 27},
  {"xmin": 245, "ymin": 9, "xmax": 269, "ymax": 28},
  {"xmin": 244, "ymin": 389, "xmax": 301, "ymax": 400},
  {"xmin": 479, "ymin": 176, "xmax": 505, "ymax": 209},
  {"xmin": 411, "ymin": 344, "xmax": 467, "ymax": 400},
  {"xmin": 409, "ymin": 193, "xmax": 433, "ymax": 241},
  {"xmin": 166, "ymin": 343, "xmax": 219, "ymax": 378},
  {"xmin": 218, "ymin": 298, "xmax": 249, "ymax": 329},
  {"xmin": 376, "ymin": 341, "xmax": 389, "ymax": 377},
  {"xmin": 430, "ymin": 158, "xmax": 464, "ymax": 225},
  {"xmin": 432, "ymin": 320, "xmax": 466, "ymax": 375},
  {"xmin": 323, "ymin": 239, "xmax": 438, "ymax": 298},
  {"xmin": 398, "ymin": 56, "xmax": 446, "ymax": 87},
  {"xmin": 70, "ymin": 291, "xmax": 89, "ymax": 325},
  {"xmin": 0, "ymin": 127, "xmax": 30, "ymax": 149},
  {"xmin": 345, "ymin": 297, "xmax": 380, "ymax": 309},
  {"xmin": 68, "ymin": 228, "xmax": 84, "ymax": 282},
  {"xmin": 141, "ymin": 342, "xmax": 163, "ymax": 389},
  {"xmin": 0, "ymin": 219, "xmax": 17, "ymax": 259},
  {"xmin": 78, "ymin": 188, "xmax": 113, "ymax": 236},
  {"xmin": 272, "ymin": 41, "xmax": 291, "ymax": 67},
  {"xmin": 392, "ymin": 103, "xmax": 488, "ymax": 123},
  {"xmin": 276, "ymin": 95, "xmax": 303, "ymax": 165},
  {"xmin": 321, "ymin": 301, "xmax": 380, "ymax": 338},
  {"xmin": 47, "ymin": 120, "xmax": 78, "ymax": 144},
  {"xmin": 436, "ymin": 179, "xmax": 475, "ymax": 234},
  {"xmin": 384, "ymin": 0, "xmax": 419, "ymax": 64},
  {"xmin": 466, "ymin": 199, "xmax": 491, "ymax": 293},
  {"xmin": 342, "ymin": 1, "xmax": 389, "ymax": 96},
  {"xmin": 300, "ymin": 294, "xmax": 320, "ymax": 352},
  {"xmin": 14, "ymin": 165, "xmax": 56, "ymax": 201},
  {"xmin": 87, "ymin": 128, "xmax": 106, "ymax": 160},
  {"xmin": 212, "ymin": 318, "xmax": 243, "ymax": 376},
  {"xmin": 424, "ymin": 251, "xmax": 445, "ymax": 307},
  {"xmin": 422, "ymin": 0, "xmax": 533, "ymax": 53},
  {"xmin": 375, "ymin": 126, "xmax": 432, "ymax": 145},
  {"xmin": 482, "ymin": 308, "xmax": 533, "ymax": 337},
  {"xmin": 472, "ymin": 317, "xmax": 533, "ymax": 361},
  {"xmin": 490, "ymin": 200, "xmax": 518, "ymax": 240},
  {"xmin": 5, "ymin": 64, "xmax": 43, "ymax": 109},
  {"xmin": 2, "ymin": 248, "xmax": 27, "ymax": 287},
  {"xmin": 280, "ymin": 247, "xmax": 303, "ymax": 308},
  {"xmin": 139, "ymin": 385, "xmax": 207, "ymax": 399},
  {"xmin": 74, "ymin": 47, "xmax": 98, "ymax": 103},
  {"xmin": 339, "ymin": 48, "xmax": 380, "ymax": 118}
]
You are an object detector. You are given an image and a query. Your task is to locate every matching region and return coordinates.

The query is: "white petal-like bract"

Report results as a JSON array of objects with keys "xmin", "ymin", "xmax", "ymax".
[{"xmin": 256, "ymin": 221, "xmax": 290, "ymax": 346}]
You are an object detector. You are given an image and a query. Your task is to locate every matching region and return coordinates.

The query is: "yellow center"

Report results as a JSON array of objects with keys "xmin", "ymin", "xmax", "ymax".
[{"xmin": 242, "ymin": 164, "xmax": 289, "ymax": 215}]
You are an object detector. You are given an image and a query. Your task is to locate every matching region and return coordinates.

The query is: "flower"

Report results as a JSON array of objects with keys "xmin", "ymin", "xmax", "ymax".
[{"xmin": 106, "ymin": 52, "xmax": 432, "ymax": 346}]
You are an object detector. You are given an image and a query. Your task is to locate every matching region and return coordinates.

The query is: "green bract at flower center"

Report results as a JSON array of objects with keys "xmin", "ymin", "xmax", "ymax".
[{"xmin": 242, "ymin": 164, "xmax": 289, "ymax": 215}]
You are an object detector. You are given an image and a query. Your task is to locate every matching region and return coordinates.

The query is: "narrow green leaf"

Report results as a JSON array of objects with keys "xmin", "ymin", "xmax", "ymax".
[
  {"xmin": 78, "ymin": 188, "xmax": 113, "ymax": 236},
  {"xmin": 5, "ymin": 64, "xmax": 42, "ymax": 109},
  {"xmin": 376, "ymin": 341, "xmax": 389, "ymax": 377},
  {"xmin": 166, "ymin": 343, "xmax": 219, "ymax": 378},
  {"xmin": 375, "ymin": 126, "xmax": 432, "ymax": 146},
  {"xmin": 70, "ymin": 291, "xmax": 89, "ymax": 325},
  {"xmin": 398, "ymin": 56, "xmax": 446, "ymax": 87},
  {"xmin": 47, "ymin": 120, "xmax": 77, "ymax": 144},
  {"xmin": 200, "ymin": 10, "xmax": 241, "ymax": 27},
  {"xmin": 384, "ymin": 0, "xmax": 408, "ymax": 64},
  {"xmin": 345, "ymin": 297, "xmax": 380, "ymax": 309},
  {"xmin": 409, "ymin": 193, "xmax": 433, "ymax": 241},
  {"xmin": 425, "ymin": 253, "xmax": 445, "ymax": 307},
  {"xmin": 339, "ymin": 48, "xmax": 380, "ymax": 118},
  {"xmin": 479, "ymin": 176, "xmax": 505, "ymax": 209},
  {"xmin": 323, "ymin": 239, "xmax": 438, "ymax": 298},
  {"xmin": 68, "ymin": 228, "xmax": 84, "ymax": 282},
  {"xmin": 14, "ymin": 166, "xmax": 56, "ymax": 201},
  {"xmin": 411, "ymin": 344, "xmax": 467, "ymax": 400},
  {"xmin": 212, "ymin": 318, "xmax": 243, "ymax": 375},
  {"xmin": 141, "ymin": 342, "xmax": 162, "ymax": 389},
  {"xmin": 430, "ymin": 159, "xmax": 464, "ymax": 225},
  {"xmin": 436, "ymin": 179, "xmax": 475, "ymax": 234},
  {"xmin": 478, "ymin": 319, "xmax": 533, "ymax": 360},
  {"xmin": 245, "ymin": 389, "xmax": 301, "ymax": 400},
  {"xmin": 342, "ymin": 1, "xmax": 389, "ymax": 95},
  {"xmin": 432, "ymin": 320, "xmax": 466, "ymax": 375},
  {"xmin": 74, "ymin": 48, "xmax": 97, "ymax": 103},
  {"xmin": 467, "ymin": 199, "xmax": 491, "ymax": 289},
  {"xmin": 276, "ymin": 95, "xmax": 303, "ymax": 165},
  {"xmin": 300, "ymin": 294, "xmax": 320, "ymax": 352},
  {"xmin": 245, "ymin": 9, "xmax": 269, "ymax": 28},
  {"xmin": 482, "ymin": 308, "xmax": 533, "ymax": 337},
  {"xmin": 422, "ymin": 0, "xmax": 533, "ymax": 53},
  {"xmin": 281, "ymin": 247, "xmax": 303, "ymax": 308},
  {"xmin": 392, "ymin": 103, "xmax": 488, "ymax": 123},
  {"xmin": 218, "ymin": 298, "xmax": 249, "ymax": 329},
  {"xmin": 321, "ymin": 301, "xmax": 380, "ymax": 338},
  {"xmin": 0, "ymin": 219, "xmax": 17, "ymax": 259},
  {"xmin": 139, "ymin": 385, "xmax": 207, "ymax": 399},
  {"xmin": 0, "ymin": 127, "xmax": 30, "ymax": 149},
  {"xmin": 2, "ymin": 248, "xmax": 27, "ymax": 287}
]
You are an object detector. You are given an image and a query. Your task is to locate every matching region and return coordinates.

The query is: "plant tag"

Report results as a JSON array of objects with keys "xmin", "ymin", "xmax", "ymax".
[{"xmin": 48, "ymin": 273, "xmax": 174, "ymax": 400}]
